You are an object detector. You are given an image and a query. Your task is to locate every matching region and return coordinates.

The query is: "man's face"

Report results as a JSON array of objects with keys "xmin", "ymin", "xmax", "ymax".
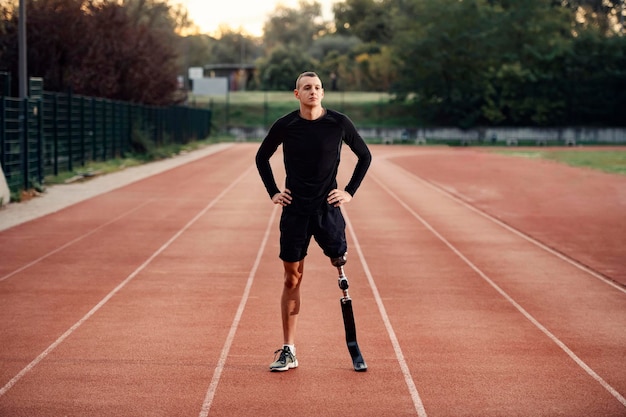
[{"xmin": 295, "ymin": 76, "xmax": 324, "ymax": 106}]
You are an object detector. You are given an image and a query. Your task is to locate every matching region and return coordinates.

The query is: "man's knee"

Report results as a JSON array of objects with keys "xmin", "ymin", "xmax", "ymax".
[
  {"xmin": 330, "ymin": 253, "xmax": 347, "ymax": 267},
  {"xmin": 284, "ymin": 275, "xmax": 299, "ymax": 290},
  {"xmin": 283, "ymin": 261, "xmax": 303, "ymax": 289}
]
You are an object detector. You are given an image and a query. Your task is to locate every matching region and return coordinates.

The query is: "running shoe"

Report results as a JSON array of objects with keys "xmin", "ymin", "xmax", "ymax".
[{"xmin": 269, "ymin": 346, "xmax": 298, "ymax": 371}]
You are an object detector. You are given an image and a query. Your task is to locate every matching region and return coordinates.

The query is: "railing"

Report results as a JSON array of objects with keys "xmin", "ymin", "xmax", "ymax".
[{"xmin": 1, "ymin": 92, "xmax": 211, "ymax": 193}]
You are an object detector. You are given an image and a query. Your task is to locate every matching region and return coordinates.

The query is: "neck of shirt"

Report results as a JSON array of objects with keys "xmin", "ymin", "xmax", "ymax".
[{"xmin": 299, "ymin": 107, "xmax": 326, "ymax": 121}]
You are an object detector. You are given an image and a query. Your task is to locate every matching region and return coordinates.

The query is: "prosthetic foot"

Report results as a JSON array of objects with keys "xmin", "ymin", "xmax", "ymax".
[{"xmin": 332, "ymin": 255, "xmax": 367, "ymax": 372}]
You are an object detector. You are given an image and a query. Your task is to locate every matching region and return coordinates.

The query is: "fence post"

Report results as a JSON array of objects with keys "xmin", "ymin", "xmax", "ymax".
[
  {"xmin": 111, "ymin": 101, "xmax": 116, "ymax": 157},
  {"xmin": 67, "ymin": 91, "xmax": 73, "ymax": 172},
  {"xmin": 21, "ymin": 98, "xmax": 29, "ymax": 189},
  {"xmin": 102, "ymin": 100, "xmax": 107, "ymax": 160},
  {"xmin": 123, "ymin": 102, "xmax": 129, "ymax": 156},
  {"xmin": 52, "ymin": 94, "xmax": 58, "ymax": 176},
  {"xmin": 36, "ymin": 97, "xmax": 43, "ymax": 185},
  {"xmin": 80, "ymin": 96, "xmax": 85, "ymax": 167},
  {"xmin": 91, "ymin": 98, "xmax": 96, "ymax": 161}
]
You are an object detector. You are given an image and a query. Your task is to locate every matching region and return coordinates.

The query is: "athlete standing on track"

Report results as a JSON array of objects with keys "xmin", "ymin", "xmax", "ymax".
[{"xmin": 255, "ymin": 71, "xmax": 372, "ymax": 372}]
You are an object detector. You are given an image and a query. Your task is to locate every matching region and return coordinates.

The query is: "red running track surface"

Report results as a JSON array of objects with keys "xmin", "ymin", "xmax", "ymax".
[{"xmin": 1, "ymin": 143, "xmax": 625, "ymax": 416}]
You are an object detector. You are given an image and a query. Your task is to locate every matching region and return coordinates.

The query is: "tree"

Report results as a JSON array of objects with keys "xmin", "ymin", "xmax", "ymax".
[
  {"xmin": 16, "ymin": 0, "xmax": 91, "ymax": 93},
  {"xmin": 479, "ymin": 0, "xmax": 574, "ymax": 125},
  {"xmin": 180, "ymin": 34, "xmax": 215, "ymax": 69},
  {"xmin": 206, "ymin": 27, "xmax": 262, "ymax": 64},
  {"xmin": 262, "ymin": 1, "xmax": 328, "ymax": 52},
  {"xmin": 560, "ymin": 31, "xmax": 626, "ymax": 125},
  {"xmin": 256, "ymin": 45, "xmax": 318, "ymax": 90},
  {"xmin": 561, "ymin": 0, "xmax": 625, "ymax": 35},
  {"xmin": 390, "ymin": 0, "xmax": 590, "ymax": 127},
  {"xmin": 309, "ymin": 34, "xmax": 362, "ymax": 61},
  {"xmin": 0, "ymin": 0, "xmax": 185, "ymax": 105},
  {"xmin": 391, "ymin": 0, "xmax": 497, "ymax": 126},
  {"xmin": 333, "ymin": 0, "xmax": 394, "ymax": 44},
  {"xmin": 72, "ymin": 1, "xmax": 182, "ymax": 104}
]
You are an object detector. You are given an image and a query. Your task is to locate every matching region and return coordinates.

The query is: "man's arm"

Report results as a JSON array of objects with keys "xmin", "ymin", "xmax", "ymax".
[
  {"xmin": 342, "ymin": 118, "xmax": 372, "ymax": 197},
  {"xmin": 255, "ymin": 125, "xmax": 283, "ymax": 199}
]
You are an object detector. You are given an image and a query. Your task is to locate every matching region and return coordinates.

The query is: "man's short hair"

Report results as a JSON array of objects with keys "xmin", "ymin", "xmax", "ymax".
[{"xmin": 295, "ymin": 71, "xmax": 321, "ymax": 89}]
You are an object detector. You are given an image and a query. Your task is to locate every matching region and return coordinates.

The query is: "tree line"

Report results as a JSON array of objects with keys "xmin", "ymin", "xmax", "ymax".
[
  {"xmin": 1, "ymin": 0, "xmax": 624, "ymax": 127},
  {"xmin": 0, "ymin": 0, "xmax": 188, "ymax": 106}
]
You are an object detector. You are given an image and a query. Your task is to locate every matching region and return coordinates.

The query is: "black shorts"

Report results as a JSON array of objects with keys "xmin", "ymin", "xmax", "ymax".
[{"xmin": 279, "ymin": 206, "xmax": 347, "ymax": 263}]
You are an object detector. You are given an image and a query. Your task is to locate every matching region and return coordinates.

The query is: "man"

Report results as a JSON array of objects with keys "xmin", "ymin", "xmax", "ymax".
[{"xmin": 255, "ymin": 71, "xmax": 372, "ymax": 372}]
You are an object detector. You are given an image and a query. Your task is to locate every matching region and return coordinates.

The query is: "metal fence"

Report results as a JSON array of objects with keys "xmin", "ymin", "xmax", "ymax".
[{"xmin": 1, "ymin": 91, "xmax": 212, "ymax": 194}]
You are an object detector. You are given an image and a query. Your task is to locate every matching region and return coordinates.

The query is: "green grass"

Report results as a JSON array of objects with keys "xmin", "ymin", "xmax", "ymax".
[
  {"xmin": 44, "ymin": 158, "xmax": 145, "ymax": 185},
  {"xmin": 494, "ymin": 149, "xmax": 626, "ymax": 176}
]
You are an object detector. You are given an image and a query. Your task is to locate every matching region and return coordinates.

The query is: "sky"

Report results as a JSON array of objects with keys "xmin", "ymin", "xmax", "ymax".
[{"xmin": 181, "ymin": 0, "xmax": 337, "ymax": 37}]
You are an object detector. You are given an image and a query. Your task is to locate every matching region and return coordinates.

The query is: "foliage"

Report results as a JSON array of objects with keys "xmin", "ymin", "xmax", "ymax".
[
  {"xmin": 560, "ymin": 0, "xmax": 625, "ymax": 35},
  {"xmin": 391, "ymin": 0, "xmax": 496, "ymax": 127},
  {"xmin": 180, "ymin": 34, "xmax": 215, "ymax": 69},
  {"xmin": 333, "ymin": 0, "xmax": 394, "ymax": 43},
  {"xmin": 203, "ymin": 27, "xmax": 262, "ymax": 64},
  {"xmin": 262, "ymin": 1, "xmax": 328, "ymax": 52},
  {"xmin": 309, "ymin": 34, "xmax": 362, "ymax": 62},
  {"xmin": 0, "ymin": 0, "xmax": 185, "ymax": 105},
  {"xmin": 560, "ymin": 32, "xmax": 626, "ymax": 125},
  {"xmin": 389, "ymin": 0, "xmax": 626, "ymax": 127},
  {"xmin": 2, "ymin": 0, "xmax": 625, "ymax": 127},
  {"xmin": 256, "ymin": 45, "xmax": 319, "ymax": 90}
]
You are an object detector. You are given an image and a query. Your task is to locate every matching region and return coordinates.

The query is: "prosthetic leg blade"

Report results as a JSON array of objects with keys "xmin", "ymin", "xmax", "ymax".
[{"xmin": 340, "ymin": 298, "xmax": 367, "ymax": 372}]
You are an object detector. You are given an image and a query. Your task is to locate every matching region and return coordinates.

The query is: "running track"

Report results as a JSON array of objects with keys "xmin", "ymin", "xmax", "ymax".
[{"xmin": 1, "ymin": 143, "xmax": 625, "ymax": 416}]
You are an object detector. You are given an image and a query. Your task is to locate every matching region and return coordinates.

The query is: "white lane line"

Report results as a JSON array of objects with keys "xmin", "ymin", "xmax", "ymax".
[
  {"xmin": 0, "ymin": 167, "xmax": 253, "ymax": 398},
  {"xmin": 198, "ymin": 205, "xmax": 278, "ymax": 417},
  {"xmin": 398, "ymin": 165, "xmax": 626, "ymax": 295},
  {"xmin": 343, "ymin": 209, "xmax": 428, "ymax": 417},
  {"xmin": 0, "ymin": 200, "xmax": 154, "ymax": 283},
  {"xmin": 372, "ymin": 174, "xmax": 626, "ymax": 409}
]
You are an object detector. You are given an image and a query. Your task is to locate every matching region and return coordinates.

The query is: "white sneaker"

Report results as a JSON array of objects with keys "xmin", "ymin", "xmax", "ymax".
[{"xmin": 269, "ymin": 346, "xmax": 298, "ymax": 371}]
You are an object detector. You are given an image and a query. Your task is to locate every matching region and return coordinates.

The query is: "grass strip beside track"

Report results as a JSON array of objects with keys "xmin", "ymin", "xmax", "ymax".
[{"xmin": 494, "ymin": 149, "xmax": 626, "ymax": 176}]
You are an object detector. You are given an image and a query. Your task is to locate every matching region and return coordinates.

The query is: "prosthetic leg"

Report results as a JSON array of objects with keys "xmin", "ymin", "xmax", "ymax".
[{"xmin": 332, "ymin": 255, "xmax": 367, "ymax": 372}]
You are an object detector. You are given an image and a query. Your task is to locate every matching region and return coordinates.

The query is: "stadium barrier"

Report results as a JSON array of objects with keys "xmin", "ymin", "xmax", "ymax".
[
  {"xmin": 226, "ymin": 126, "xmax": 625, "ymax": 145},
  {"xmin": 0, "ymin": 90, "xmax": 211, "ymax": 197}
]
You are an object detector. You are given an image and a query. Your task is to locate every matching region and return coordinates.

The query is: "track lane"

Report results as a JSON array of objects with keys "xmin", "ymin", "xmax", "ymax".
[
  {"xmin": 0, "ymin": 144, "xmax": 234, "ymax": 274},
  {"xmin": 1, "ymin": 144, "xmax": 624, "ymax": 416},
  {"xmin": 392, "ymin": 163, "xmax": 626, "ymax": 396},
  {"xmin": 390, "ymin": 148, "xmax": 626, "ymax": 285},
  {"xmin": 375, "ymin": 151, "xmax": 626, "ymax": 397},
  {"xmin": 0, "ymin": 146, "xmax": 253, "ymax": 382},
  {"xmin": 0, "ymin": 144, "xmax": 272, "ymax": 415},
  {"xmin": 344, "ymin": 147, "xmax": 625, "ymax": 416},
  {"xmin": 204, "ymin": 149, "xmax": 421, "ymax": 416}
]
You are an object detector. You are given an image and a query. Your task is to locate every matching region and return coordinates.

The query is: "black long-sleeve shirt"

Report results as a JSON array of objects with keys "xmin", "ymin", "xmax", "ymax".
[{"xmin": 255, "ymin": 109, "xmax": 372, "ymax": 215}]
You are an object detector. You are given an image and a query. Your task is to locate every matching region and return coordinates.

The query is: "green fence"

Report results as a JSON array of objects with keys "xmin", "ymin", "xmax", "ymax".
[{"xmin": 1, "ymin": 91, "xmax": 211, "ymax": 194}]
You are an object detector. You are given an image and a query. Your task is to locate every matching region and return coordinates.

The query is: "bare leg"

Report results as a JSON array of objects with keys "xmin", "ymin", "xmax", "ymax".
[{"xmin": 282, "ymin": 260, "xmax": 304, "ymax": 345}]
